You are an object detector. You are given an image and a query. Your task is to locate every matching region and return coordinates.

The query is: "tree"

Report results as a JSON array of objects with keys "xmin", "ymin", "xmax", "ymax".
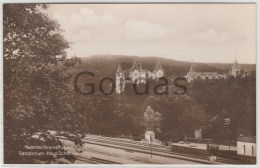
[
  {"xmin": 143, "ymin": 106, "xmax": 162, "ymax": 131},
  {"xmin": 4, "ymin": 4, "xmax": 79, "ymax": 163}
]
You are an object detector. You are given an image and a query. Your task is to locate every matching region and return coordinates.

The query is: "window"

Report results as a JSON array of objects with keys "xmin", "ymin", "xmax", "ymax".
[{"xmin": 243, "ymin": 145, "xmax": 246, "ymax": 154}]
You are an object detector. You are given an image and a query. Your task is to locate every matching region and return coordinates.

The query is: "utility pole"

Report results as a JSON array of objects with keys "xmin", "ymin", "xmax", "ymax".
[
  {"xmin": 150, "ymin": 134, "xmax": 153, "ymax": 158},
  {"xmin": 224, "ymin": 117, "xmax": 231, "ymax": 151}
]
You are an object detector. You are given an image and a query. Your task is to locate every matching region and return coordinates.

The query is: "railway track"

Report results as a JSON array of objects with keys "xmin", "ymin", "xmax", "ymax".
[
  {"xmin": 75, "ymin": 155, "xmax": 121, "ymax": 164},
  {"xmin": 59, "ymin": 134, "xmax": 240, "ymax": 164},
  {"xmin": 82, "ymin": 135, "xmax": 240, "ymax": 164}
]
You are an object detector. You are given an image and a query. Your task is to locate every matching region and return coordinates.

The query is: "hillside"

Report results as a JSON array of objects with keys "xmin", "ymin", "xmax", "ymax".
[
  {"xmin": 207, "ymin": 62, "xmax": 256, "ymax": 72},
  {"xmin": 69, "ymin": 55, "xmax": 255, "ymax": 79},
  {"xmin": 65, "ymin": 54, "xmax": 256, "ymax": 142}
]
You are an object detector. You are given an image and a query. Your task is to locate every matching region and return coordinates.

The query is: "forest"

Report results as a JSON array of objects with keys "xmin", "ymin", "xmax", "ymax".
[
  {"xmin": 3, "ymin": 4, "xmax": 256, "ymax": 164},
  {"xmin": 71, "ymin": 76, "xmax": 256, "ymax": 143}
]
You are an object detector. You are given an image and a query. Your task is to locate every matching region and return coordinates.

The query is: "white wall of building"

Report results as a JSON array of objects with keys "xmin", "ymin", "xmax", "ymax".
[
  {"xmin": 237, "ymin": 141, "xmax": 256, "ymax": 157},
  {"xmin": 145, "ymin": 131, "xmax": 155, "ymax": 142}
]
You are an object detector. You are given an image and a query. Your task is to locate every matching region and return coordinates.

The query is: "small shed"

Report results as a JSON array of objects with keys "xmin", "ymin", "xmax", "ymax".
[
  {"xmin": 145, "ymin": 131, "xmax": 155, "ymax": 142},
  {"xmin": 237, "ymin": 136, "xmax": 256, "ymax": 157},
  {"xmin": 195, "ymin": 128, "xmax": 202, "ymax": 139}
]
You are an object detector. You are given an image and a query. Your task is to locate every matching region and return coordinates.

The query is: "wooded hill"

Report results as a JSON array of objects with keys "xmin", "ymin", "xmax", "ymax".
[
  {"xmin": 69, "ymin": 54, "xmax": 256, "ymax": 79},
  {"xmin": 68, "ymin": 55, "xmax": 256, "ymax": 143}
]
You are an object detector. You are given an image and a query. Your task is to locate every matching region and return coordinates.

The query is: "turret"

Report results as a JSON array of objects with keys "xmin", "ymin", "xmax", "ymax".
[
  {"xmin": 153, "ymin": 59, "xmax": 164, "ymax": 78},
  {"xmin": 231, "ymin": 57, "xmax": 240, "ymax": 78},
  {"xmin": 131, "ymin": 58, "xmax": 142, "ymax": 72},
  {"xmin": 189, "ymin": 61, "xmax": 195, "ymax": 73},
  {"xmin": 116, "ymin": 64, "xmax": 125, "ymax": 94},
  {"xmin": 116, "ymin": 63, "xmax": 123, "ymax": 74},
  {"xmin": 185, "ymin": 61, "xmax": 197, "ymax": 83}
]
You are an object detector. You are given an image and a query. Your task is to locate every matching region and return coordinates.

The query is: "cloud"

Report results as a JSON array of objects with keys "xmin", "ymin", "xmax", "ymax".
[
  {"xmin": 52, "ymin": 7, "xmax": 120, "ymax": 43},
  {"xmin": 46, "ymin": 4, "xmax": 255, "ymax": 63},
  {"xmin": 77, "ymin": 8, "xmax": 118, "ymax": 26},
  {"xmin": 190, "ymin": 28, "xmax": 228, "ymax": 43},
  {"xmin": 125, "ymin": 20, "xmax": 175, "ymax": 40}
]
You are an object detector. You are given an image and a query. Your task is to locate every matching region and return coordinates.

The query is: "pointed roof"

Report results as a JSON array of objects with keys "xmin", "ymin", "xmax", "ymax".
[
  {"xmin": 232, "ymin": 57, "xmax": 240, "ymax": 68},
  {"xmin": 235, "ymin": 57, "xmax": 239, "ymax": 65},
  {"xmin": 124, "ymin": 68, "xmax": 131, "ymax": 77},
  {"xmin": 131, "ymin": 58, "xmax": 141, "ymax": 71},
  {"xmin": 116, "ymin": 64, "xmax": 123, "ymax": 73},
  {"xmin": 139, "ymin": 60, "xmax": 142, "ymax": 70},
  {"xmin": 154, "ymin": 59, "xmax": 164, "ymax": 72},
  {"xmin": 189, "ymin": 61, "xmax": 195, "ymax": 73}
]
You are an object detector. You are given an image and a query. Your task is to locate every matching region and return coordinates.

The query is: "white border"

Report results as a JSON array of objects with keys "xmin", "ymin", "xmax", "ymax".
[{"xmin": 0, "ymin": 0, "xmax": 258, "ymax": 168}]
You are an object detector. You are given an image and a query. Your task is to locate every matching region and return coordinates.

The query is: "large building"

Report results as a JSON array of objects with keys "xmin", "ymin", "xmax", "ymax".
[
  {"xmin": 230, "ymin": 58, "xmax": 241, "ymax": 78},
  {"xmin": 229, "ymin": 58, "xmax": 251, "ymax": 78},
  {"xmin": 116, "ymin": 59, "xmax": 164, "ymax": 94},
  {"xmin": 237, "ymin": 136, "xmax": 256, "ymax": 157},
  {"xmin": 185, "ymin": 62, "xmax": 227, "ymax": 83},
  {"xmin": 185, "ymin": 58, "xmax": 250, "ymax": 83}
]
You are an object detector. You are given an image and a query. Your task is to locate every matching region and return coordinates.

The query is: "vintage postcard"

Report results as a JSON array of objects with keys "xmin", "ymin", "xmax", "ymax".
[{"xmin": 2, "ymin": 2, "xmax": 257, "ymax": 165}]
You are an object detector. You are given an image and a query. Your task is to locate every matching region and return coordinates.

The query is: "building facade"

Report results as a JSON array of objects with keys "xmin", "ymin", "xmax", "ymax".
[
  {"xmin": 145, "ymin": 131, "xmax": 155, "ymax": 142},
  {"xmin": 194, "ymin": 128, "xmax": 202, "ymax": 139},
  {"xmin": 185, "ymin": 62, "xmax": 227, "ymax": 83},
  {"xmin": 116, "ymin": 59, "xmax": 164, "ymax": 94},
  {"xmin": 230, "ymin": 58, "xmax": 241, "ymax": 78},
  {"xmin": 185, "ymin": 58, "xmax": 250, "ymax": 83},
  {"xmin": 237, "ymin": 136, "xmax": 256, "ymax": 157}
]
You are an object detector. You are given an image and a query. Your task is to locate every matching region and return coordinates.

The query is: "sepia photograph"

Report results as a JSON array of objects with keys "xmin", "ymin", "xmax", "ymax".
[{"xmin": 2, "ymin": 2, "xmax": 257, "ymax": 165}]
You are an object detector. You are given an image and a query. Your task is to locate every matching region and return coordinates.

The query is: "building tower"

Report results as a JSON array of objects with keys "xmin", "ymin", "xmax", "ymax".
[
  {"xmin": 153, "ymin": 59, "xmax": 164, "ymax": 79},
  {"xmin": 116, "ymin": 64, "xmax": 125, "ymax": 94},
  {"xmin": 185, "ymin": 61, "xmax": 197, "ymax": 83},
  {"xmin": 138, "ymin": 60, "xmax": 147, "ymax": 84},
  {"xmin": 189, "ymin": 61, "xmax": 195, "ymax": 73},
  {"xmin": 230, "ymin": 57, "xmax": 240, "ymax": 78},
  {"xmin": 130, "ymin": 59, "xmax": 141, "ymax": 83}
]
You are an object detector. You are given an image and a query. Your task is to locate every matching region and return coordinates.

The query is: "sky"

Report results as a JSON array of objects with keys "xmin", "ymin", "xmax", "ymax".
[{"xmin": 46, "ymin": 4, "xmax": 256, "ymax": 64}]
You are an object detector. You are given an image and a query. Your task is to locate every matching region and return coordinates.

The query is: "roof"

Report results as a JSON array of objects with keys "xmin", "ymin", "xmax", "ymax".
[
  {"xmin": 189, "ymin": 62, "xmax": 195, "ymax": 73},
  {"xmin": 116, "ymin": 64, "xmax": 123, "ymax": 73},
  {"xmin": 124, "ymin": 69, "xmax": 131, "ymax": 77},
  {"xmin": 131, "ymin": 59, "xmax": 142, "ymax": 71},
  {"xmin": 154, "ymin": 59, "xmax": 164, "ymax": 72},
  {"xmin": 145, "ymin": 131, "xmax": 155, "ymax": 134},
  {"xmin": 196, "ymin": 72, "xmax": 218, "ymax": 75},
  {"xmin": 237, "ymin": 136, "xmax": 256, "ymax": 143},
  {"xmin": 232, "ymin": 58, "xmax": 240, "ymax": 68},
  {"xmin": 186, "ymin": 71, "xmax": 219, "ymax": 77},
  {"xmin": 186, "ymin": 72, "xmax": 198, "ymax": 79}
]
